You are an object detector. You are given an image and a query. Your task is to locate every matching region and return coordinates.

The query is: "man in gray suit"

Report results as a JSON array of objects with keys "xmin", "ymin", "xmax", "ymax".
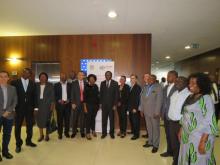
[
  {"xmin": 0, "ymin": 71, "xmax": 17, "ymax": 161},
  {"xmin": 160, "ymin": 70, "xmax": 178, "ymax": 157},
  {"xmin": 140, "ymin": 74, "xmax": 163, "ymax": 153}
]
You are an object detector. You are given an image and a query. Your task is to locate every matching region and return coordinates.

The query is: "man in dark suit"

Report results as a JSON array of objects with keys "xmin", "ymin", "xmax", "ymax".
[
  {"xmin": 11, "ymin": 68, "xmax": 37, "ymax": 154},
  {"xmin": 100, "ymin": 71, "xmax": 119, "ymax": 139},
  {"xmin": 0, "ymin": 71, "xmax": 17, "ymax": 161},
  {"xmin": 128, "ymin": 74, "xmax": 142, "ymax": 140},
  {"xmin": 54, "ymin": 73, "xmax": 72, "ymax": 139},
  {"xmin": 160, "ymin": 70, "xmax": 178, "ymax": 157},
  {"xmin": 71, "ymin": 71, "xmax": 87, "ymax": 138}
]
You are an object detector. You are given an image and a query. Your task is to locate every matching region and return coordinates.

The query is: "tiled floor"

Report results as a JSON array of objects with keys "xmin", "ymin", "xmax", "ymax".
[{"xmin": 0, "ymin": 126, "xmax": 219, "ymax": 165}]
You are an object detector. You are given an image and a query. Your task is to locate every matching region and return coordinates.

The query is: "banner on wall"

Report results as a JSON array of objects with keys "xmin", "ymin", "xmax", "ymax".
[{"xmin": 87, "ymin": 61, "xmax": 115, "ymax": 133}]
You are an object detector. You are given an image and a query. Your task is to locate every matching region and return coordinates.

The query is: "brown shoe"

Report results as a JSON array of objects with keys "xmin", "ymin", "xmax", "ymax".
[
  {"xmin": 117, "ymin": 132, "xmax": 121, "ymax": 136},
  {"xmin": 92, "ymin": 131, "xmax": 97, "ymax": 137},
  {"xmin": 86, "ymin": 134, "xmax": 92, "ymax": 140}
]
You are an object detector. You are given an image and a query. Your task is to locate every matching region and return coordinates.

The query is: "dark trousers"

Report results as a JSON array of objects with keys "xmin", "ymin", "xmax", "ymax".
[
  {"xmin": 215, "ymin": 104, "xmax": 220, "ymax": 122},
  {"xmin": 102, "ymin": 105, "xmax": 115, "ymax": 135},
  {"xmin": 15, "ymin": 107, "xmax": 34, "ymax": 147},
  {"xmin": 164, "ymin": 117, "xmax": 173, "ymax": 154},
  {"xmin": 56, "ymin": 103, "xmax": 71, "ymax": 136},
  {"xmin": 169, "ymin": 120, "xmax": 181, "ymax": 165},
  {"xmin": 131, "ymin": 111, "xmax": 140, "ymax": 137},
  {"xmin": 129, "ymin": 111, "xmax": 134, "ymax": 133},
  {"xmin": 72, "ymin": 103, "xmax": 85, "ymax": 134},
  {"xmin": 117, "ymin": 105, "xmax": 127, "ymax": 134},
  {"xmin": 0, "ymin": 117, "xmax": 13, "ymax": 154},
  {"xmin": 85, "ymin": 104, "xmax": 98, "ymax": 134}
]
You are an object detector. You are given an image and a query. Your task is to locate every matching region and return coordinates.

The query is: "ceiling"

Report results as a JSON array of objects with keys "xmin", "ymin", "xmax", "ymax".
[{"xmin": 0, "ymin": 0, "xmax": 220, "ymax": 69}]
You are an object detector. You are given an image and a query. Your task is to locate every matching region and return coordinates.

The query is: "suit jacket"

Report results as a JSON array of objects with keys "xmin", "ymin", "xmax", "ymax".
[
  {"xmin": 118, "ymin": 84, "xmax": 130, "ymax": 109},
  {"xmin": 71, "ymin": 80, "xmax": 87, "ymax": 106},
  {"xmin": 35, "ymin": 82, "xmax": 55, "ymax": 108},
  {"xmin": 11, "ymin": 78, "xmax": 36, "ymax": 112},
  {"xmin": 54, "ymin": 82, "xmax": 72, "ymax": 103},
  {"xmin": 0, "ymin": 85, "xmax": 17, "ymax": 119},
  {"xmin": 140, "ymin": 83, "xmax": 163, "ymax": 117},
  {"xmin": 127, "ymin": 83, "xmax": 142, "ymax": 111},
  {"xmin": 161, "ymin": 84, "xmax": 177, "ymax": 119},
  {"xmin": 100, "ymin": 80, "xmax": 119, "ymax": 107}
]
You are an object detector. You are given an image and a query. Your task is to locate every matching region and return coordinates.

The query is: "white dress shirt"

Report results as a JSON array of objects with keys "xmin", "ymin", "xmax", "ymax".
[
  {"xmin": 61, "ymin": 81, "xmax": 67, "ymax": 101},
  {"xmin": 210, "ymin": 83, "xmax": 219, "ymax": 104},
  {"xmin": 167, "ymin": 83, "xmax": 175, "ymax": 97},
  {"xmin": 40, "ymin": 84, "xmax": 45, "ymax": 99},
  {"xmin": 168, "ymin": 88, "xmax": 191, "ymax": 121},
  {"xmin": 106, "ymin": 80, "xmax": 111, "ymax": 88},
  {"xmin": 21, "ymin": 77, "xmax": 29, "ymax": 92}
]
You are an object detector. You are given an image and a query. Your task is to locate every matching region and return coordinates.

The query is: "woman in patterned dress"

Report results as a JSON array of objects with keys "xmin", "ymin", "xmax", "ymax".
[{"xmin": 178, "ymin": 73, "xmax": 219, "ymax": 165}]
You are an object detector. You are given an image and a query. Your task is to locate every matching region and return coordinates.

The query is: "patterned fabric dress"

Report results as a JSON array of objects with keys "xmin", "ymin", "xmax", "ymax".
[{"xmin": 178, "ymin": 95, "xmax": 219, "ymax": 165}]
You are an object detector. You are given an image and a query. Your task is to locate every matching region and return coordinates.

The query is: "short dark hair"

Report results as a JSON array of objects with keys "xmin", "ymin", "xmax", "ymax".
[
  {"xmin": 0, "ymin": 70, "xmax": 9, "ymax": 76},
  {"xmin": 151, "ymin": 74, "xmax": 157, "ymax": 80},
  {"xmin": 121, "ymin": 75, "xmax": 126, "ymax": 80},
  {"xmin": 168, "ymin": 70, "xmax": 178, "ymax": 78},
  {"xmin": 188, "ymin": 72, "xmax": 211, "ymax": 95},
  {"xmin": 23, "ymin": 68, "xmax": 32, "ymax": 74},
  {"xmin": 39, "ymin": 72, "xmax": 48, "ymax": 80},
  {"xmin": 87, "ymin": 74, "xmax": 97, "ymax": 81},
  {"xmin": 161, "ymin": 77, "xmax": 166, "ymax": 82},
  {"xmin": 105, "ymin": 71, "xmax": 112, "ymax": 76},
  {"xmin": 130, "ymin": 74, "xmax": 138, "ymax": 79}
]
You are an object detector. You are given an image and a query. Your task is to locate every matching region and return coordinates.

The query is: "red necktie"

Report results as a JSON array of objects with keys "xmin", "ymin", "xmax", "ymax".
[{"xmin": 80, "ymin": 81, "xmax": 84, "ymax": 102}]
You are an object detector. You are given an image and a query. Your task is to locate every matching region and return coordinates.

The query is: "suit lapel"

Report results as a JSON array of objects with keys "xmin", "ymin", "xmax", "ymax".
[
  {"xmin": 168, "ymin": 86, "xmax": 176, "ymax": 98},
  {"xmin": 6, "ymin": 85, "xmax": 10, "ymax": 108}
]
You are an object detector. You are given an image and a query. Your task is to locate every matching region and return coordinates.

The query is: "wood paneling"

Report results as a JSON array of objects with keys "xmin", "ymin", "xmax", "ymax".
[
  {"xmin": 0, "ymin": 34, "xmax": 151, "ymax": 80},
  {"xmin": 175, "ymin": 48, "xmax": 220, "ymax": 82}
]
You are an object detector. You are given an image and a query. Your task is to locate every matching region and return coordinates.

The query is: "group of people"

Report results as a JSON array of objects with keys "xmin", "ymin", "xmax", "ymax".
[{"xmin": 0, "ymin": 68, "xmax": 219, "ymax": 165}]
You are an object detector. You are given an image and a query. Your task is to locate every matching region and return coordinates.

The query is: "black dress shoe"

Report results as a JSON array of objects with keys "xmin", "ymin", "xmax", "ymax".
[
  {"xmin": 2, "ymin": 152, "xmax": 13, "ymax": 159},
  {"xmin": 81, "ymin": 133, "xmax": 85, "ymax": 138},
  {"xmin": 152, "ymin": 147, "xmax": 158, "ymax": 153},
  {"xmin": 142, "ymin": 134, "xmax": 148, "ymax": 138},
  {"xmin": 71, "ymin": 134, "xmax": 76, "ymax": 138},
  {"xmin": 15, "ymin": 146, "xmax": 21, "ymax": 153},
  {"xmin": 101, "ymin": 134, "xmax": 107, "ymax": 139},
  {"xmin": 45, "ymin": 136, "xmax": 50, "ymax": 141},
  {"xmin": 38, "ymin": 136, "xmax": 44, "ymax": 142},
  {"xmin": 65, "ymin": 134, "xmax": 70, "ymax": 138},
  {"xmin": 131, "ymin": 136, "xmax": 139, "ymax": 140},
  {"xmin": 0, "ymin": 154, "xmax": 2, "ymax": 161},
  {"xmin": 26, "ymin": 142, "xmax": 37, "ymax": 147},
  {"xmin": 143, "ymin": 143, "xmax": 153, "ymax": 148},
  {"xmin": 160, "ymin": 152, "xmax": 173, "ymax": 157},
  {"xmin": 120, "ymin": 134, "xmax": 126, "ymax": 138},
  {"xmin": 110, "ymin": 134, "xmax": 115, "ymax": 139}
]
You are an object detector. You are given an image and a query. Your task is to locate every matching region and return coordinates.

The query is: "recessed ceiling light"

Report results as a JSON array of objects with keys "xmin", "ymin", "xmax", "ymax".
[
  {"xmin": 185, "ymin": 45, "xmax": 191, "ymax": 50},
  {"xmin": 108, "ymin": 11, "xmax": 117, "ymax": 18},
  {"xmin": 165, "ymin": 56, "xmax": 171, "ymax": 59}
]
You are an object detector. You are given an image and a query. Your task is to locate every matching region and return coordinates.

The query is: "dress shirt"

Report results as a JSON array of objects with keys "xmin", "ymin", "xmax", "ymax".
[
  {"xmin": 168, "ymin": 88, "xmax": 191, "ymax": 121},
  {"xmin": 61, "ymin": 81, "xmax": 67, "ymax": 101},
  {"xmin": 21, "ymin": 77, "xmax": 29, "ymax": 92},
  {"xmin": 167, "ymin": 83, "xmax": 175, "ymax": 97}
]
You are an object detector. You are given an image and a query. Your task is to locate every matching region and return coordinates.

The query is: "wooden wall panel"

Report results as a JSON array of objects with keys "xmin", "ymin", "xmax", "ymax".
[
  {"xmin": 0, "ymin": 34, "xmax": 151, "ymax": 81},
  {"xmin": 175, "ymin": 48, "xmax": 220, "ymax": 83}
]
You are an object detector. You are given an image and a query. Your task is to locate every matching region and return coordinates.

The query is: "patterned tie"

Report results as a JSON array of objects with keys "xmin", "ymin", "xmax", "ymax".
[{"xmin": 80, "ymin": 81, "xmax": 84, "ymax": 102}]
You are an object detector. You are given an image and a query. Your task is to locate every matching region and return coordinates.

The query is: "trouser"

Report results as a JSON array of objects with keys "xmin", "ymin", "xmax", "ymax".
[
  {"xmin": 169, "ymin": 120, "xmax": 181, "ymax": 165},
  {"xmin": 85, "ymin": 104, "xmax": 98, "ymax": 134},
  {"xmin": 164, "ymin": 117, "xmax": 173, "ymax": 154},
  {"xmin": 144, "ymin": 114, "xmax": 160, "ymax": 148},
  {"xmin": 0, "ymin": 117, "xmax": 13, "ymax": 154},
  {"xmin": 117, "ymin": 105, "xmax": 127, "ymax": 134},
  {"xmin": 215, "ymin": 103, "xmax": 220, "ymax": 122},
  {"xmin": 72, "ymin": 103, "xmax": 85, "ymax": 134},
  {"xmin": 131, "ymin": 111, "xmax": 140, "ymax": 137},
  {"xmin": 129, "ymin": 111, "xmax": 134, "ymax": 133},
  {"xmin": 15, "ymin": 107, "xmax": 34, "ymax": 147},
  {"xmin": 56, "ymin": 103, "xmax": 71, "ymax": 136},
  {"xmin": 102, "ymin": 105, "xmax": 115, "ymax": 135}
]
